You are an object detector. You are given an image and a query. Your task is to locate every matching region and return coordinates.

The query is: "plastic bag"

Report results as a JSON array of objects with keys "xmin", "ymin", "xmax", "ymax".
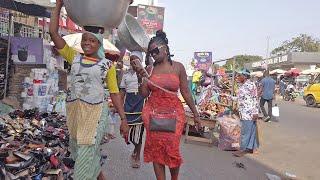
[
  {"xmin": 272, "ymin": 104, "xmax": 280, "ymax": 117},
  {"xmin": 217, "ymin": 115, "xmax": 241, "ymax": 151}
]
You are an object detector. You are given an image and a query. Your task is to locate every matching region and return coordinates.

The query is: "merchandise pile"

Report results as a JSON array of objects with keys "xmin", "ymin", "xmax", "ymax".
[
  {"xmin": 197, "ymin": 85, "xmax": 232, "ymax": 119},
  {"xmin": 0, "ymin": 108, "xmax": 73, "ymax": 179},
  {"xmin": 21, "ymin": 68, "xmax": 59, "ymax": 112}
]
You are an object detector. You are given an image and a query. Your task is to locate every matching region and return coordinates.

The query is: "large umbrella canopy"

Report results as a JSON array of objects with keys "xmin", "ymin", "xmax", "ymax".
[
  {"xmin": 285, "ymin": 68, "xmax": 301, "ymax": 77},
  {"xmin": 314, "ymin": 68, "xmax": 320, "ymax": 73},
  {"xmin": 56, "ymin": 33, "xmax": 120, "ymax": 55},
  {"xmin": 301, "ymin": 69, "xmax": 317, "ymax": 75},
  {"xmin": 270, "ymin": 69, "xmax": 286, "ymax": 75},
  {"xmin": 251, "ymin": 71, "xmax": 263, "ymax": 77}
]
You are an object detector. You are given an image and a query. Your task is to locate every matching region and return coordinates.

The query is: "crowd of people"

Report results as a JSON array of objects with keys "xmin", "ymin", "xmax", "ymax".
[
  {"xmin": 50, "ymin": 1, "xmax": 200, "ymax": 179},
  {"xmin": 48, "ymin": 1, "xmax": 301, "ymax": 179}
]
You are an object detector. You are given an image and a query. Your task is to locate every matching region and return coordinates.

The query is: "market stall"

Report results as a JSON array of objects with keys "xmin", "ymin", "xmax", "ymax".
[{"xmin": 184, "ymin": 58, "xmax": 240, "ymax": 149}]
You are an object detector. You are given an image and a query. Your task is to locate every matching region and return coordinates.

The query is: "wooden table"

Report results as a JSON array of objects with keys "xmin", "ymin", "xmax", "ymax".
[{"xmin": 184, "ymin": 114, "xmax": 218, "ymax": 146}]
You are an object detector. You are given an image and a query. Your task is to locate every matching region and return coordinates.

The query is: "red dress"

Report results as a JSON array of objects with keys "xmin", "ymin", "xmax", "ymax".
[{"xmin": 142, "ymin": 74, "xmax": 185, "ymax": 168}]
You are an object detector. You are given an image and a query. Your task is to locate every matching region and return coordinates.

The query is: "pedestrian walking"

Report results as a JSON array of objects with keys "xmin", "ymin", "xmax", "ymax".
[
  {"xmin": 49, "ymin": 1, "xmax": 129, "ymax": 179},
  {"xmin": 133, "ymin": 30, "xmax": 201, "ymax": 180},
  {"xmin": 119, "ymin": 51, "xmax": 145, "ymax": 168},
  {"xmin": 259, "ymin": 70, "xmax": 276, "ymax": 122},
  {"xmin": 279, "ymin": 75, "xmax": 286, "ymax": 98},
  {"xmin": 232, "ymin": 68, "xmax": 260, "ymax": 157}
]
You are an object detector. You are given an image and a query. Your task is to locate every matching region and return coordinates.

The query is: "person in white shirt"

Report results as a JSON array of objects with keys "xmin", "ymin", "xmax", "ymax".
[{"xmin": 120, "ymin": 51, "xmax": 145, "ymax": 168}]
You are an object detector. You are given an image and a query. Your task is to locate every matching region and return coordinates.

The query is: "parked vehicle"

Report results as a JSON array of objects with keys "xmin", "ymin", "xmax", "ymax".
[{"xmin": 303, "ymin": 74, "xmax": 320, "ymax": 107}]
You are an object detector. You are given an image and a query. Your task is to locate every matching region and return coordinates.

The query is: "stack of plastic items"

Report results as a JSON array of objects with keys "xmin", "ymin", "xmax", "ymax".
[{"xmin": 21, "ymin": 68, "xmax": 59, "ymax": 112}]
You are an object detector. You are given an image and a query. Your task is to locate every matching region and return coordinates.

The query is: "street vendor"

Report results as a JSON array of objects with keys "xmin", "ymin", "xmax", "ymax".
[
  {"xmin": 49, "ymin": 0, "xmax": 129, "ymax": 179},
  {"xmin": 232, "ymin": 68, "xmax": 260, "ymax": 157}
]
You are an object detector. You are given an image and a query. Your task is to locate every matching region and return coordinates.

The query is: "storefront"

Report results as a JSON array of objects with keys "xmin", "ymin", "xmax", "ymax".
[{"xmin": 245, "ymin": 52, "xmax": 320, "ymax": 71}]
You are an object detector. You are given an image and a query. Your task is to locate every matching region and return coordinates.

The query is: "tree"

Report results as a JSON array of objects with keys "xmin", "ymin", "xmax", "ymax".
[
  {"xmin": 271, "ymin": 34, "xmax": 320, "ymax": 56},
  {"xmin": 223, "ymin": 55, "xmax": 263, "ymax": 71}
]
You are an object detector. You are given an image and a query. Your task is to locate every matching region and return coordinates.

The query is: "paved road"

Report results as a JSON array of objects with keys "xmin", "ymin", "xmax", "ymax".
[
  {"xmin": 102, "ymin": 98, "xmax": 319, "ymax": 180},
  {"xmin": 250, "ymin": 98, "xmax": 320, "ymax": 180}
]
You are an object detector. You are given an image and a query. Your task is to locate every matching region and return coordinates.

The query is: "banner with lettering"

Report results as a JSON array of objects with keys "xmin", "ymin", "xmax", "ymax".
[
  {"xmin": 194, "ymin": 52, "xmax": 213, "ymax": 71},
  {"xmin": 137, "ymin": 5, "xmax": 165, "ymax": 36}
]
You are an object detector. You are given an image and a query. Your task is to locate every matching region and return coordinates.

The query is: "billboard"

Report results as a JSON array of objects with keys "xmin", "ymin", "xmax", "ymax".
[
  {"xmin": 137, "ymin": 5, "xmax": 165, "ymax": 36},
  {"xmin": 10, "ymin": 37, "xmax": 44, "ymax": 64},
  {"xmin": 194, "ymin": 52, "xmax": 212, "ymax": 71}
]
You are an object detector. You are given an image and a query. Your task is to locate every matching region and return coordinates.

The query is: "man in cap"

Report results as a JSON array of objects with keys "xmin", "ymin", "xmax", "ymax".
[{"xmin": 233, "ymin": 68, "xmax": 260, "ymax": 157}]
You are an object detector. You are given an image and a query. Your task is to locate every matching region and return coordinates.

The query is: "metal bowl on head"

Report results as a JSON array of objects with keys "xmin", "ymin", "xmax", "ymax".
[
  {"xmin": 117, "ymin": 14, "xmax": 150, "ymax": 52},
  {"xmin": 63, "ymin": 0, "xmax": 131, "ymax": 29}
]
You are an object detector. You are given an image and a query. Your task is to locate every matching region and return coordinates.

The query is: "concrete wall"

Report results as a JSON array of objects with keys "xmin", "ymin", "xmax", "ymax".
[{"xmin": 291, "ymin": 52, "xmax": 320, "ymax": 64}]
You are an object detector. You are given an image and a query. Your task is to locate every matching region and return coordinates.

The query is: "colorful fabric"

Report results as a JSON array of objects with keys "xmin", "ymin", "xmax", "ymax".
[
  {"xmin": 69, "ymin": 102, "xmax": 108, "ymax": 180},
  {"xmin": 66, "ymin": 100, "xmax": 103, "ymax": 145},
  {"xmin": 58, "ymin": 44, "xmax": 119, "ymax": 93},
  {"xmin": 237, "ymin": 80, "xmax": 259, "ymax": 121},
  {"xmin": 67, "ymin": 55, "xmax": 112, "ymax": 104},
  {"xmin": 192, "ymin": 71, "xmax": 202, "ymax": 83},
  {"xmin": 240, "ymin": 120, "xmax": 259, "ymax": 151},
  {"xmin": 142, "ymin": 74, "xmax": 185, "ymax": 168}
]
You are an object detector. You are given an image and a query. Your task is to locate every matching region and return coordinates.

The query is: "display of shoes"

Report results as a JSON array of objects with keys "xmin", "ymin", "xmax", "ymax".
[{"xmin": 0, "ymin": 108, "xmax": 75, "ymax": 179}]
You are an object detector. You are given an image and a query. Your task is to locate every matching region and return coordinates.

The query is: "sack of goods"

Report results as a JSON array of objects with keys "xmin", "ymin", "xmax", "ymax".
[{"xmin": 217, "ymin": 115, "xmax": 241, "ymax": 151}]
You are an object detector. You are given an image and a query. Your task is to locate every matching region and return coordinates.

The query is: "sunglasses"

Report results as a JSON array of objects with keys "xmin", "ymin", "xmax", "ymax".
[{"xmin": 148, "ymin": 45, "xmax": 165, "ymax": 56}]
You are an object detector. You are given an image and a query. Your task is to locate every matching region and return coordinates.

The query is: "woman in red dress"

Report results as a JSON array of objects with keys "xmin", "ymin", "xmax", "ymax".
[{"xmin": 133, "ymin": 30, "xmax": 201, "ymax": 180}]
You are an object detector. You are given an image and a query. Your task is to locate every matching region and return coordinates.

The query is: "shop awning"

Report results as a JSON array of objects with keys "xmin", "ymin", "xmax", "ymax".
[{"xmin": 0, "ymin": 0, "xmax": 51, "ymax": 17}]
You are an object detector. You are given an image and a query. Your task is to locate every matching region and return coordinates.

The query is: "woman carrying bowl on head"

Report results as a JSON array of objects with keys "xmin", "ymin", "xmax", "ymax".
[
  {"xmin": 49, "ymin": 1, "xmax": 129, "ymax": 179},
  {"xmin": 132, "ymin": 30, "xmax": 201, "ymax": 180}
]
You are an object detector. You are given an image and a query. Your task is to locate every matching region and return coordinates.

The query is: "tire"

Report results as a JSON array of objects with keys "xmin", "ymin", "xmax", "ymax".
[{"xmin": 306, "ymin": 95, "xmax": 316, "ymax": 107}]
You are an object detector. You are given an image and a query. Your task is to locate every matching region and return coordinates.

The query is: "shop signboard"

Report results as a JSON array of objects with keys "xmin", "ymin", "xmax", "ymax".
[
  {"xmin": 10, "ymin": 37, "xmax": 44, "ymax": 64},
  {"xmin": 252, "ymin": 55, "xmax": 288, "ymax": 68},
  {"xmin": 194, "ymin": 51, "xmax": 212, "ymax": 72},
  {"xmin": 137, "ymin": 5, "xmax": 165, "ymax": 36}
]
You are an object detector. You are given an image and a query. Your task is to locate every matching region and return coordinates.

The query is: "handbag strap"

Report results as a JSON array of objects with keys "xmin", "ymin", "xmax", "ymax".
[
  {"xmin": 144, "ymin": 66, "xmax": 177, "ymax": 95},
  {"xmin": 143, "ymin": 78, "xmax": 177, "ymax": 95}
]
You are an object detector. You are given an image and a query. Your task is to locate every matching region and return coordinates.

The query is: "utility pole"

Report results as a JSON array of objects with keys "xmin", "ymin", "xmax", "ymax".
[{"xmin": 266, "ymin": 36, "xmax": 270, "ymax": 58}]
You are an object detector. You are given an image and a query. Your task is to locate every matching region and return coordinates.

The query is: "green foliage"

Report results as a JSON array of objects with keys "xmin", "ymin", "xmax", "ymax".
[
  {"xmin": 223, "ymin": 55, "xmax": 263, "ymax": 71},
  {"xmin": 271, "ymin": 34, "xmax": 320, "ymax": 55}
]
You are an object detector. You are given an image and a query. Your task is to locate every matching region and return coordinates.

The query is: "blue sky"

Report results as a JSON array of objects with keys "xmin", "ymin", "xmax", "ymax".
[{"xmin": 157, "ymin": 0, "xmax": 320, "ymax": 66}]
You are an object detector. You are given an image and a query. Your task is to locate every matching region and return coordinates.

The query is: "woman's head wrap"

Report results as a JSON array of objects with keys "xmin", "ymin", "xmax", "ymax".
[{"xmin": 84, "ymin": 32, "xmax": 105, "ymax": 59}]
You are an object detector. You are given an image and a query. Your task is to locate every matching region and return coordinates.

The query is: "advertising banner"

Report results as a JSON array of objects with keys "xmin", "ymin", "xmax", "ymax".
[
  {"xmin": 194, "ymin": 52, "xmax": 213, "ymax": 71},
  {"xmin": 10, "ymin": 37, "xmax": 44, "ymax": 64},
  {"xmin": 137, "ymin": 5, "xmax": 165, "ymax": 36}
]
